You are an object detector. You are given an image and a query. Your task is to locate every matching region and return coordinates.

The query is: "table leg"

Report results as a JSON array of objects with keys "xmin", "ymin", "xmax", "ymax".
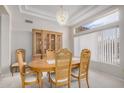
[{"xmin": 37, "ymin": 72, "xmax": 43, "ymax": 88}]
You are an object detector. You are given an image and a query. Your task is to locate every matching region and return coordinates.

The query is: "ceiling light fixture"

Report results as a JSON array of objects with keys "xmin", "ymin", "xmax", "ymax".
[{"xmin": 56, "ymin": 6, "xmax": 69, "ymax": 25}]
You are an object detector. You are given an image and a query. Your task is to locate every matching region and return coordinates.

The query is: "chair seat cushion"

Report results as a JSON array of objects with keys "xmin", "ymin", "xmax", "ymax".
[
  {"xmin": 12, "ymin": 62, "xmax": 27, "ymax": 67},
  {"xmin": 47, "ymin": 60, "xmax": 55, "ymax": 64},
  {"xmin": 72, "ymin": 57, "xmax": 80, "ymax": 60},
  {"xmin": 25, "ymin": 73, "xmax": 37, "ymax": 82},
  {"xmin": 71, "ymin": 68, "xmax": 87, "ymax": 77},
  {"xmin": 71, "ymin": 68, "xmax": 79, "ymax": 77},
  {"xmin": 50, "ymin": 73, "xmax": 68, "ymax": 83},
  {"xmin": 25, "ymin": 69, "xmax": 43, "ymax": 82}
]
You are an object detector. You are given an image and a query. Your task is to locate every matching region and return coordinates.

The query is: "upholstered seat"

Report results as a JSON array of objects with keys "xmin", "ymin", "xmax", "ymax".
[
  {"xmin": 47, "ymin": 60, "xmax": 55, "ymax": 64},
  {"xmin": 71, "ymin": 68, "xmax": 79, "ymax": 77},
  {"xmin": 50, "ymin": 73, "xmax": 68, "ymax": 83},
  {"xmin": 25, "ymin": 73, "xmax": 37, "ymax": 82},
  {"xmin": 11, "ymin": 62, "xmax": 27, "ymax": 67},
  {"xmin": 72, "ymin": 68, "xmax": 87, "ymax": 77}
]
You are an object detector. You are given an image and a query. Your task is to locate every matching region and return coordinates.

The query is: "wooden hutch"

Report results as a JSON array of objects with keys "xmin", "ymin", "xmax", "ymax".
[{"xmin": 32, "ymin": 29, "xmax": 62, "ymax": 59}]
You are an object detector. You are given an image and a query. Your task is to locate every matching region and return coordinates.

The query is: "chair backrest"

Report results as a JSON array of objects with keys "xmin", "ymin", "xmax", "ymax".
[
  {"xmin": 55, "ymin": 48, "xmax": 72, "ymax": 82},
  {"xmin": 17, "ymin": 52, "xmax": 25, "ymax": 75},
  {"xmin": 79, "ymin": 49, "xmax": 91, "ymax": 76},
  {"xmin": 16, "ymin": 49, "xmax": 25, "ymax": 62},
  {"xmin": 46, "ymin": 50, "xmax": 55, "ymax": 60}
]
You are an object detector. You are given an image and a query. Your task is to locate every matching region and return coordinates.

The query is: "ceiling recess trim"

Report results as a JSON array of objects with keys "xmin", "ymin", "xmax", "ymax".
[
  {"xmin": 19, "ymin": 5, "xmax": 56, "ymax": 21},
  {"xmin": 19, "ymin": 5, "xmax": 112, "ymax": 26}
]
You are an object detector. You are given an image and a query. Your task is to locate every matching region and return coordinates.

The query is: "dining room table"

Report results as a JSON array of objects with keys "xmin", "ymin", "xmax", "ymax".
[{"xmin": 28, "ymin": 58, "xmax": 80, "ymax": 87}]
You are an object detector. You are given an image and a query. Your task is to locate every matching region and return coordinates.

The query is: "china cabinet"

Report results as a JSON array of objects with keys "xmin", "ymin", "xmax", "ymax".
[{"xmin": 32, "ymin": 29, "xmax": 62, "ymax": 59}]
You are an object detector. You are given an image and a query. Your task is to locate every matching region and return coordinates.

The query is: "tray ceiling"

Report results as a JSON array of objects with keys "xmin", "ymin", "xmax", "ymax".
[{"xmin": 19, "ymin": 5, "xmax": 112, "ymax": 26}]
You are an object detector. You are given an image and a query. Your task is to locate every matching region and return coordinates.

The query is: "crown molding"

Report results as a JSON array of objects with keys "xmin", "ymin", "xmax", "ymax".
[
  {"xmin": 19, "ymin": 5, "xmax": 56, "ymax": 22},
  {"xmin": 18, "ymin": 5, "xmax": 112, "ymax": 26},
  {"xmin": 68, "ymin": 5, "xmax": 96, "ymax": 23},
  {"xmin": 68, "ymin": 5, "xmax": 112, "ymax": 26}
]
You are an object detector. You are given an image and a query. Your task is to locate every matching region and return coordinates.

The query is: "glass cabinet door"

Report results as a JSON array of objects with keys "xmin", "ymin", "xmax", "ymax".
[
  {"xmin": 36, "ymin": 32, "xmax": 42, "ymax": 54},
  {"xmin": 56, "ymin": 35, "xmax": 62, "ymax": 50},
  {"xmin": 51, "ymin": 34, "xmax": 55, "ymax": 50},
  {"xmin": 46, "ymin": 34, "xmax": 50, "ymax": 50},
  {"xmin": 44, "ymin": 33, "xmax": 50, "ymax": 53}
]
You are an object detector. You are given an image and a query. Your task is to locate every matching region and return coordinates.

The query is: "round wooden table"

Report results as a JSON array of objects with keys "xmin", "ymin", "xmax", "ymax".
[{"xmin": 28, "ymin": 59, "xmax": 80, "ymax": 87}]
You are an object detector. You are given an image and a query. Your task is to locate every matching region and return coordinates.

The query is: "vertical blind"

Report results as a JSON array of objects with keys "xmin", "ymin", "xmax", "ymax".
[
  {"xmin": 97, "ymin": 27, "xmax": 120, "ymax": 65},
  {"xmin": 74, "ymin": 27, "xmax": 120, "ymax": 65}
]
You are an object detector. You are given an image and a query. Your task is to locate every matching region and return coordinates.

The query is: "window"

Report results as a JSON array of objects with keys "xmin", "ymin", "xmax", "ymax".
[
  {"xmin": 74, "ymin": 10, "xmax": 120, "ymax": 65},
  {"xmin": 75, "ymin": 10, "xmax": 119, "ymax": 34},
  {"xmin": 83, "ymin": 11, "xmax": 119, "ymax": 29},
  {"xmin": 74, "ymin": 32, "xmax": 98, "ymax": 61},
  {"xmin": 98, "ymin": 27, "xmax": 120, "ymax": 65}
]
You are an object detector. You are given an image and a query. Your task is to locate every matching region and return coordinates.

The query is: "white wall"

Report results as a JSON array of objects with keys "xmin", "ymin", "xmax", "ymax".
[
  {"xmin": 8, "ymin": 6, "xmax": 71, "ymax": 63},
  {"xmin": 0, "ymin": 6, "xmax": 10, "ymax": 74},
  {"xmin": 1, "ymin": 14, "xmax": 10, "ymax": 73},
  {"xmin": 11, "ymin": 31, "xmax": 32, "ymax": 62},
  {"xmin": 68, "ymin": 27, "xmax": 74, "ymax": 55},
  {"xmin": 0, "ymin": 16, "xmax": 1, "ymax": 73},
  {"xmin": 119, "ymin": 6, "xmax": 124, "ymax": 77}
]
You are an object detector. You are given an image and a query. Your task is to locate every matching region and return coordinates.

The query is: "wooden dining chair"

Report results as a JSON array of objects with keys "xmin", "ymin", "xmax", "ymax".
[
  {"xmin": 17, "ymin": 52, "xmax": 42, "ymax": 88},
  {"xmin": 32, "ymin": 55, "xmax": 43, "ymax": 61},
  {"xmin": 10, "ymin": 49, "xmax": 27, "ymax": 76},
  {"xmin": 46, "ymin": 50, "xmax": 55, "ymax": 60},
  {"xmin": 49, "ymin": 48, "xmax": 72, "ymax": 88},
  {"xmin": 46, "ymin": 50, "xmax": 56, "ymax": 82},
  {"xmin": 71, "ymin": 49, "xmax": 91, "ymax": 88},
  {"xmin": 16, "ymin": 49, "xmax": 26, "ymax": 61}
]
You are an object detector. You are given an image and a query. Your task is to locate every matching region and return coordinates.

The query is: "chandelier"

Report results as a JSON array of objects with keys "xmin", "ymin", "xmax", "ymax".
[{"xmin": 56, "ymin": 6, "xmax": 69, "ymax": 25}]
